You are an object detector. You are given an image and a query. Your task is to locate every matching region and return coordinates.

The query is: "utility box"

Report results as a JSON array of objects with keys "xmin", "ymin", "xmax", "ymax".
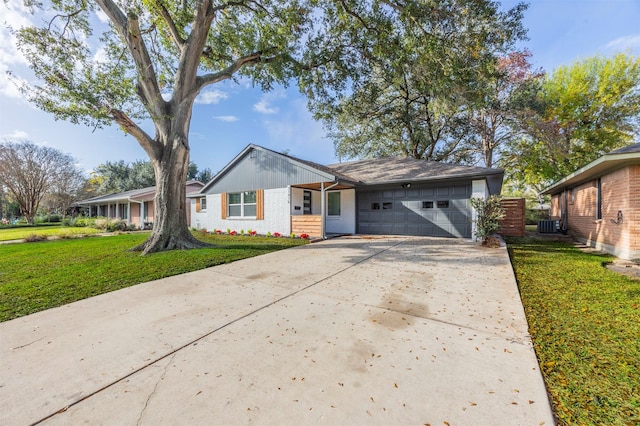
[{"xmin": 537, "ymin": 220, "xmax": 558, "ymax": 233}]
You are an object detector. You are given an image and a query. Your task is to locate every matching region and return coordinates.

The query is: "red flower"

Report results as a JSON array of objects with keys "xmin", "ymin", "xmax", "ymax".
[
  {"xmin": 273, "ymin": 232, "xmax": 281, "ymax": 237},
  {"xmin": 230, "ymin": 230, "xmax": 237, "ymax": 236},
  {"xmin": 300, "ymin": 233, "xmax": 310, "ymax": 239},
  {"xmin": 249, "ymin": 230, "xmax": 257, "ymax": 236}
]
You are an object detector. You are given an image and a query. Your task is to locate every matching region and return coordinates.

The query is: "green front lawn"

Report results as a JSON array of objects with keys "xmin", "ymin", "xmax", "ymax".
[
  {"xmin": 0, "ymin": 232, "xmax": 307, "ymax": 322},
  {"xmin": 0, "ymin": 225, "xmax": 102, "ymax": 241},
  {"xmin": 507, "ymin": 237, "xmax": 640, "ymax": 425}
]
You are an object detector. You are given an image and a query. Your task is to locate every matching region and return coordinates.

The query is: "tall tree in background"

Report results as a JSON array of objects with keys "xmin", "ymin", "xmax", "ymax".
[
  {"xmin": 91, "ymin": 159, "xmax": 211, "ymax": 194},
  {"xmin": 506, "ymin": 53, "xmax": 640, "ymax": 189},
  {"xmin": 13, "ymin": 0, "xmax": 319, "ymax": 254},
  {"xmin": 42, "ymin": 164, "xmax": 86, "ymax": 217},
  {"xmin": 0, "ymin": 141, "xmax": 83, "ymax": 224},
  {"xmin": 464, "ymin": 49, "xmax": 543, "ymax": 167},
  {"xmin": 302, "ymin": 0, "xmax": 527, "ymax": 162},
  {"xmin": 92, "ymin": 160, "xmax": 156, "ymax": 194}
]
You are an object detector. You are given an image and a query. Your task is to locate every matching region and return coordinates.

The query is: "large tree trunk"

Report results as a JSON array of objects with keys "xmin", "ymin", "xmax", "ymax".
[{"xmin": 131, "ymin": 133, "xmax": 210, "ymax": 255}]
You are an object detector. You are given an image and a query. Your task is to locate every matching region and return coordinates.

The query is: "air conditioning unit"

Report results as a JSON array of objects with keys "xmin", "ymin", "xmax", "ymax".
[{"xmin": 537, "ymin": 220, "xmax": 558, "ymax": 233}]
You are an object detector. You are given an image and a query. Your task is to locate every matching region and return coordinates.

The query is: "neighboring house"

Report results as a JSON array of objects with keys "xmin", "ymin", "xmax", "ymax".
[
  {"xmin": 76, "ymin": 180, "xmax": 204, "ymax": 229},
  {"xmin": 541, "ymin": 143, "xmax": 640, "ymax": 260},
  {"xmin": 190, "ymin": 144, "xmax": 503, "ymax": 239}
]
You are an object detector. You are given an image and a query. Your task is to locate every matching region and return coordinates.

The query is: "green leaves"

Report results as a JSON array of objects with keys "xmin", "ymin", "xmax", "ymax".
[
  {"xmin": 303, "ymin": 0, "xmax": 528, "ymax": 162},
  {"xmin": 506, "ymin": 53, "xmax": 640, "ymax": 188}
]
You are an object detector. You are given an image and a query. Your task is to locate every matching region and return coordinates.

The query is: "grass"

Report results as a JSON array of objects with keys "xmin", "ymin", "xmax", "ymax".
[
  {"xmin": 506, "ymin": 237, "xmax": 640, "ymax": 425},
  {"xmin": 0, "ymin": 225, "xmax": 102, "ymax": 241},
  {"xmin": 0, "ymin": 232, "xmax": 307, "ymax": 322}
]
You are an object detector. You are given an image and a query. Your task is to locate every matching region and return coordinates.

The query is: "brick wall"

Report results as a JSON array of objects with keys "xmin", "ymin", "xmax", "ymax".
[
  {"xmin": 498, "ymin": 198, "xmax": 526, "ymax": 237},
  {"xmin": 551, "ymin": 165, "xmax": 639, "ymax": 259},
  {"xmin": 628, "ymin": 165, "xmax": 640, "ymax": 254}
]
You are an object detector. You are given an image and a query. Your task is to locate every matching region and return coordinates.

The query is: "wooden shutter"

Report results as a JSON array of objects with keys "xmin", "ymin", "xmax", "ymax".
[
  {"xmin": 195, "ymin": 197, "xmax": 201, "ymax": 213},
  {"xmin": 221, "ymin": 192, "xmax": 227, "ymax": 219},
  {"xmin": 256, "ymin": 189, "xmax": 264, "ymax": 220}
]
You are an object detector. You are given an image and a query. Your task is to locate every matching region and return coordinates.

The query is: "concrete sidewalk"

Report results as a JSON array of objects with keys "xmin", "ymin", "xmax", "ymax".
[{"xmin": 0, "ymin": 236, "xmax": 554, "ymax": 425}]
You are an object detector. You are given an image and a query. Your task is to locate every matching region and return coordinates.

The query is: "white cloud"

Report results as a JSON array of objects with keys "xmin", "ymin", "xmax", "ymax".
[
  {"xmin": 253, "ymin": 99, "xmax": 279, "ymax": 114},
  {"xmin": 95, "ymin": 8, "xmax": 110, "ymax": 24},
  {"xmin": 605, "ymin": 34, "xmax": 640, "ymax": 52},
  {"xmin": 0, "ymin": 1, "xmax": 35, "ymax": 98},
  {"xmin": 2, "ymin": 129, "xmax": 29, "ymax": 140},
  {"xmin": 213, "ymin": 115, "xmax": 239, "ymax": 122},
  {"xmin": 195, "ymin": 89, "xmax": 228, "ymax": 105},
  {"xmin": 93, "ymin": 45, "xmax": 109, "ymax": 64},
  {"xmin": 252, "ymin": 90, "xmax": 287, "ymax": 115}
]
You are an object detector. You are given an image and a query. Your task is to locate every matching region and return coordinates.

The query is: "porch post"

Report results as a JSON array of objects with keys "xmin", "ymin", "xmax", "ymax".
[{"xmin": 321, "ymin": 182, "xmax": 326, "ymax": 239}]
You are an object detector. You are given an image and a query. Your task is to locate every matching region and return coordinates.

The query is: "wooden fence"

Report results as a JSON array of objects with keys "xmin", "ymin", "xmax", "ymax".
[{"xmin": 498, "ymin": 198, "xmax": 526, "ymax": 237}]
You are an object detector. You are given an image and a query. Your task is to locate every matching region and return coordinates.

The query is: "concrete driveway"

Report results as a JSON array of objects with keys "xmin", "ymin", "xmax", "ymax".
[{"xmin": 1, "ymin": 236, "xmax": 554, "ymax": 425}]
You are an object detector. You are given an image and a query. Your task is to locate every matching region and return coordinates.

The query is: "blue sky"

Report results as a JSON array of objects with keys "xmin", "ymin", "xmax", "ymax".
[{"xmin": 1, "ymin": 0, "xmax": 639, "ymax": 176}]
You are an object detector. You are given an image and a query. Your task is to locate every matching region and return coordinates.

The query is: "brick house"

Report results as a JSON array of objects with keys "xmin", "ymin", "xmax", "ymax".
[
  {"xmin": 76, "ymin": 180, "xmax": 204, "ymax": 229},
  {"xmin": 541, "ymin": 143, "xmax": 640, "ymax": 260}
]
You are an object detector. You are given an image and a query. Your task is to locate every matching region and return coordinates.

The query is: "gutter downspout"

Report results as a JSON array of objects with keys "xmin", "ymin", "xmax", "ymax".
[{"xmin": 321, "ymin": 181, "xmax": 340, "ymax": 239}]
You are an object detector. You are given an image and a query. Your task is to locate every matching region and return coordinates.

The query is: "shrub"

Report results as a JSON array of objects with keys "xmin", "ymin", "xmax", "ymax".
[
  {"xmin": 23, "ymin": 234, "xmax": 48, "ymax": 242},
  {"xmin": 94, "ymin": 218, "xmax": 109, "ymax": 230},
  {"xmin": 300, "ymin": 233, "xmax": 310, "ymax": 239},
  {"xmin": 72, "ymin": 217, "xmax": 97, "ymax": 228},
  {"xmin": 35, "ymin": 214, "xmax": 62, "ymax": 224},
  {"xmin": 106, "ymin": 220, "xmax": 128, "ymax": 232},
  {"xmin": 470, "ymin": 195, "xmax": 505, "ymax": 244}
]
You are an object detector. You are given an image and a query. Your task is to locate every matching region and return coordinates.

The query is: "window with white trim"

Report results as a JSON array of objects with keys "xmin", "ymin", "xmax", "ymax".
[
  {"xmin": 327, "ymin": 192, "xmax": 341, "ymax": 216},
  {"xmin": 228, "ymin": 191, "xmax": 256, "ymax": 217},
  {"xmin": 200, "ymin": 197, "xmax": 207, "ymax": 211}
]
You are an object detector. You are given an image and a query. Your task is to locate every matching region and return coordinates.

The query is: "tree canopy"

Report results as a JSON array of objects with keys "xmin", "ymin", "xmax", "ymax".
[
  {"xmin": 13, "ymin": 0, "xmax": 322, "ymax": 253},
  {"xmin": 91, "ymin": 159, "xmax": 213, "ymax": 195},
  {"xmin": 504, "ymin": 53, "xmax": 640, "ymax": 189},
  {"xmin": 0, "ymin": 140, "xmax": 84, "ymax": 224},
  {"xmin": 301, "ymin": 0, "xmax": 528, "ymax": 163}
]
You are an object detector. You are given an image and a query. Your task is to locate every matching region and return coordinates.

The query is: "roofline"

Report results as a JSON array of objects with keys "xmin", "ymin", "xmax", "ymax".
[
  {"xmin": 351, "ymin": 169, "xmax": 504, "ymax": 187},
  {"xmin": 77, "ymin": 181, "xmax": 203, "ymax": 205},
  {"xmin": 541, "ymin": 151, "xmax": 640, "ymax": 195},
  {"xmin": 199, "ymin": 144, "xmax": 339, "ymax": 193}
]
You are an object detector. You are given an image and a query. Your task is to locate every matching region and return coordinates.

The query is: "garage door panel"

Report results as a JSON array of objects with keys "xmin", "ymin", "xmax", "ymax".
[
  {"xmin": 406, "ymin": 189, "xmax": 420, "ymax": 198},
  {"xmin": 420, "ymin": 188, "xmax": 435, "ymax": 197},
  {"xmin": 450, "ymin": 199, "xmax": 468, "ymax": 209},
  {"xmin": 450, "ymin": 212, "xmax": 469, "ymax": 224},
  {"xmin": 452, "ymin": 185, "xmax": 469, "ymax": 195},
  {"xmin": 393, "ymin": 212, "xmax": 407, "ymax": 221},
  {"xmin": 357, "ymin": 184, "xmax": 472, "ymax": 237}
]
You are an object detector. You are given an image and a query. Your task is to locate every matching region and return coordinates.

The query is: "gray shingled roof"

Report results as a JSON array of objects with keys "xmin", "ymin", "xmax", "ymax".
[
  {"xmin": 326, "ymin": 156, "xmax": 503, "ymax": 184},
  {"xmin": 77, "ymin": 181, "xmax": 203, "ymax": 205},
  {"xmin": 259, "ymin": 146, "xmax": 357, "ymax": 183},
  {"xmin": 77, "ymin": 186, "xmax": 156, "ymax": 204},
  {"xmin": 609, "ymin": 142, "xmax": 640, "ymax": 154}
]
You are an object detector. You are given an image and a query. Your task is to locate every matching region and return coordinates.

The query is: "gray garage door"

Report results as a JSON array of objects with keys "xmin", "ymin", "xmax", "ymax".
[{"xmin": 357, "ymin": 184, "xmax": 472, "ymax": 237}]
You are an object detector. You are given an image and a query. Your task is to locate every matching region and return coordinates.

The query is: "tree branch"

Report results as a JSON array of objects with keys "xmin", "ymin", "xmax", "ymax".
[
  {"xmin": 109, "ymin": 108, "xmax": 161, "ymax": 160},
  {"xmin": 154, "ymin": 0, "xmax": 186, "ymax": 50},
  {"xmin": 96, "ymin": 0, "xmax": 165, "ymax": 120},
  {"xmin": 196, "ymin": 50, "xmax": 269, "ymax": 88}
]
